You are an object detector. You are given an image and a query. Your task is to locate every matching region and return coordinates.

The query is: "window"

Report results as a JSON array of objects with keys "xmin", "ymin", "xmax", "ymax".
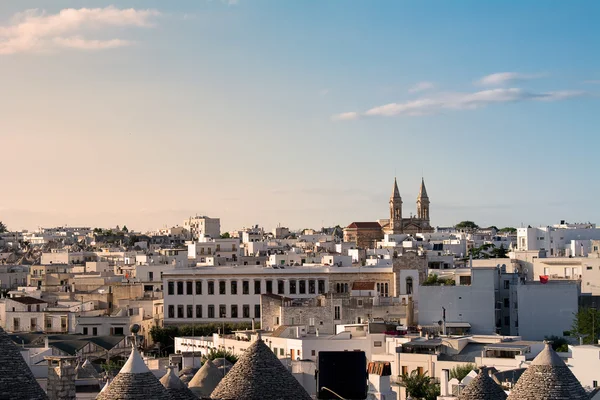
[
  {"xmin": 280, "ymin": 348, "xmax": 284, "ymax": 356},
  {"xmin": 30, "ymin": 318, "xmax": 37, "ymax": 331},
  {"xmin": 309, "ymin": 280, "xmax": 316, "ymax": 294},
  {"xmin": 196, "ymin": 280, "xmax": 202, "ymax": 295},
  {"xmin": 274, "ymin": 316, "xmax": 280, "ymax": 325},
  {"xmin": 312, "ymin": 350, "xmax": 316, "ymax": 356},
  {"xmin": 299, "ymin": 280, "xmax": 306, "ymax": 294},
  {"xmin": 318, "ymin": 280, "xmax": 325, "ymax": 294},
  {"xmin": 254, "ymin": 280, "xmax": 262, "ymax": 294},
  {"xmin": 357, "ymin": 299, "xmax": 363, "ymax": 307},
  {"xmin": 417, "ymin": 367, "xmax": 424, "ymax": 376},
  {"xmin": 309, "ymin": 318, "xmax": 315, "ymax": 326},
  {"xmin": 289, "ymin": 280, "xmax": 297, "ymax": 294},
  {"xmin": 243, "ymin": 304, "xmax": 250, "ymax": 318},
  {"xmin": 504, "ymin": 298, "xmax": 510, "ymax": 308},
  {"xmin": 231, "ymin": 305, "xmax": 238, "ymax": 318},
  {"xmin": 36, "ymin": 304, "xmax": 40, "ymax": 312},
  {"xmin": 374, "ymin": 341, "xmax": 382, "ymax": 347},
  {"xmin": 208, "ymin": 281, "xmax": 215, "ymax": 295},
  {"xmin": 177, "ymin": 305, "xmax": 184, "ymax": 318},
  {"xmin": 334, "ymin": 306, "xmax": 341, "ymax": 320},
  {"xmin": 83, "ymin": 327, "xmax": 88, "ymax": 335},
  {"xmin": 168, "ymin": 281, "xmax": 174, "ymax": 295},
  {"xmin": 45, "ymin": 317, "xmax": 52, "ymax": 329},
  {"xmin": 219, "ymin": 281, "xmax": 226, "ymax": 295},
  {"xmin": 219, "ymin": 305, "xmax": 226, "ymax": 318},
  {"xmin": 277, "ymin": 280, "xmax": 285, "ymax": 294},
  {"xmin": 114, "ymin": 327, "xmax": 124, "ymax": 335},
  {"xmin": 266, "ymin": 280, "xmax": 273, "ymax": 294},
  {"xmin": 196, "ymin": 305, "xmax": 202, "ymax": 318},
  {"xmin": 504, "ymin": 316, "xmax": 510, "ymax": 326},
  {"xmin": 148, "ymin": 271, "xmax": 154, "ymax": 281},
  {"xmin": 177, "ymin": 281, "xmax": 184, "ymax": 295},
  {"xmin": 187, "ymin": 281, "xmax": 193, "ymax": 295},
  {"xmin": 208, "ymin": 305, "xmax": 215, "ymax": 318},
  {"xmin": 594, "ymin": 381, "xmax": 598, "ymax": 388},
  {"xmin": 27, "ymin": 305, "xmax": 31, "ymax": 312},
  {"xmin": 61, "ymin": 317, "xmax": 67, "ymax": 331},
  {"xmin": 504, "ymin": 280, "xmax": 510, "ymax": 289},
  {"xmin": 92, "ymin": 327, "xmax": 97, "ymax": 336},
  {"xmin": 242, "ymin": 280, "xmax": 249, "ymax": 295},
  {"xmin": 187, "ymin": 305, "xmax": 193, "ymax": 318},
  {"xmin": 231, "ymin": 281, "xmax": 238, "ymax": 295},
  {"xmin": 255, "ymin": 304, "xmax": 261, "ymax": 318},
  {"xmin": 406, "ymin": 277, "xmax": 413, "ymax": 294},
  {"xmin": 273, "ymin": 347, "xmax": 278, "ymax": 355},
  {"xmin": 587, "ymin": 266, "xmax": 593, "ymax": 270},
  {"xmin": 402, "ymin": 366, "xmax": 408, "ymax": 376},
  {"xmin": 168, "ymin": 305, "xmax": 175, "ymax": 318}
]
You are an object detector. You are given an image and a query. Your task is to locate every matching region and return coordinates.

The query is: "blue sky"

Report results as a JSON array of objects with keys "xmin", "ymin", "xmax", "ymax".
[{"xmin": 0, "ymin": 1, "xmax": 598, "ymax": 232}]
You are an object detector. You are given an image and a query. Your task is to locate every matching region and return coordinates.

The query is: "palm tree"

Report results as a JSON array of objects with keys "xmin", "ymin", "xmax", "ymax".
[{"xmin": 401, "ymin": 370, "xmax": 440, "ymax": 400}]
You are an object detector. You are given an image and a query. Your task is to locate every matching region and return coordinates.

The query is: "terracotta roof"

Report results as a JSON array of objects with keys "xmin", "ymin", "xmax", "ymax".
[
  {"xmin": 0, "ymin": 327, "xmax": 48, "ymax": 399},
  {"xmin": 10, "ymin": 296, "xmax": 47, "ymax": 305},
  {"xmin": 352, "ymin": 282, "xmax": 376, "ymax": 290},
  {"xmin": 458, "ymin": 367, "xmax": 507, "ymax": 400},
  {"xmin": 346, "ymin": 222, "xmax": 382, "ymax": 229},
  {"xmin": 210, "ymin": 338, "xmax": 312, "ymax": 400},
  {"xmin": 507, "ymin": 342, "xmax": 588, "ymax": 400}
]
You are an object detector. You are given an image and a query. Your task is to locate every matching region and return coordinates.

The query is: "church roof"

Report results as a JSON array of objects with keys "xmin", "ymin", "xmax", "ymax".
[
  {"xmin": 506, "ymin": 342, "xmax": 588, "ymax": 400},
  {"xmin": 392, "ymin": 177, "xmax": 401, "ymax": 198},
  {"xmin": 96, "ymin": 347, "xmax": 170, "ymax": 400},
  {"xmin": 159, "ymin": 366, "xmax": 197, "ymax": 400},
  {"xmin": 188, "ymin": 359, "xmax": 223, "ymax": 398},
  {"xmin": 0, "ymin": 327, "xmax": 48, "ymax": 400},
  {"xmin": 418, "ymin": 178, "xmax": 429, "ymax": 199},
  {"xmin": 210, "ymin": 338, "xmax": 312, "ymax": 400},
  {"xmin": 458, "ymin": 367, "xmax": 507, "ymax": 400},
  {"xmin": 346, "ymin": 222, "xmax": 382, "ymax": 229}
]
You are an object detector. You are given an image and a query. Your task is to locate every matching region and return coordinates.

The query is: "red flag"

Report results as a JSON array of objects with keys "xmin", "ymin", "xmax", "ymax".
[{"xmin": 539, "ymin": 275, "xmax": 549, "ymax": 284}]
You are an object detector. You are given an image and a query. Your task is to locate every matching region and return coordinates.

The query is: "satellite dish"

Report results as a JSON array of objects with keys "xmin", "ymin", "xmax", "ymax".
[
  {"xmin": 130, "ymin": 324, "xmax": 141, "ymax": 334},
  {"xmin": 523, "ymin": 268, "xmax": 528, "ymax": 273}
]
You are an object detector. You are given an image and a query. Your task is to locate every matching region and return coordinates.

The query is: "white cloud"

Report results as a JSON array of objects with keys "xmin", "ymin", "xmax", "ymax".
[
  {"xmin": 477, "ymin": 72, "xmax": 544, "ymax": 87},
  {"xmin": 408, "ymin": 81, "xmax": 435, "ymax": 93},
  {"xmin": 334, "ymin": 88, "xmax": 586, "ymax": 120},
  {"xmin": 0, "ymin": 6, "xmax": 159, "ymax": 55},
  {"xmin": 331, "ymin": 112, "xmax": 359, "ymax": 121}
]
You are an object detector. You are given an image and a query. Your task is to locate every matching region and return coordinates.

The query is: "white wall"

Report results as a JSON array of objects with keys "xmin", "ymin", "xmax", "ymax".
[{"xmin": 569, "ymin": 345, "xmax": 600, "ymax": 389}]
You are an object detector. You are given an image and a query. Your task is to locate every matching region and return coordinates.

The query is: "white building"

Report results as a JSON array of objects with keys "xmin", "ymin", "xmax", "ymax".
[
  {"xmin": 183, "ymin": 216, "xmax": 221, "ymax": 240},
  {"xmin": 517, "ymin": 221, "xmax": 600, "ymax": 257}
]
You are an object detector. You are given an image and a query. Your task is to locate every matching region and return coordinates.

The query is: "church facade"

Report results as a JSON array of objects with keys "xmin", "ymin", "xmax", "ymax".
[{"xmin": 344, "ymin": 178, "xmax": 433, "ymax": 248}]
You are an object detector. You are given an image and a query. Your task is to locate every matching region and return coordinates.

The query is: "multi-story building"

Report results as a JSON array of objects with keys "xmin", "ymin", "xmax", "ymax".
[
  {"xmin": 183, "ymin": 216, "xmax": 221, "ymax": 240},
  {"xmin": 517, "ymin": 221, "xmax": 600, "ymax": 256},
  {"xmin": 162, "ymin": 265, "xmax": 394, "ymax": 325}
]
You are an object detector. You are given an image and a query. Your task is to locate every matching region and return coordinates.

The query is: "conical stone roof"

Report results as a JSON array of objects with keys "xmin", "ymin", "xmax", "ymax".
[
  {"xmin": 458, "ymin": 367, "xmax": 507, "ymax": 400},
  {"xmin": 507, "ymin": 342, "xmax": 588, "ymax": 400},
  {"xmin": 0, "ymin": 327, "xmax": 48, "ymax": 400},
  {"xmin": 76, "ymin": 359, "xmax": 100, "ymax": 379},
  {"xmin": 210, "ymin": 338, "xmax": 312, "ymax": 400},
  {"xmin": 159, "ymin": 366, "xmax": 197, "ymax": 400},
  {"xmin": 188, "ymin": 359, "xmax": 223, "ymax": 398},
  {"xmin": 178, "ymin": 366, "xmax": 199, "ymax": 385},
  {"xmin": 96, "ymin": 348, "xmax": 170, "ymax": 400}
]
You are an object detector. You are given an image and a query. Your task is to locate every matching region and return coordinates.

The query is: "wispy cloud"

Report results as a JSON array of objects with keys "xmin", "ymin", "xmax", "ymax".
[
  {"xmin": 319, "ymin": 89, "xmax": 330, "ymax": 96},
  {"xmin": 477, "ymin": 72, "xmax": 545, "ymax": 87},
  {"xmin": 0, "ymin": 6, "xmax": 160, "ymax": 55},
  {"xmin": 333, "ymin": 88, "xmax": 586, "ymax": 120},
  {"xmin": 408, "ymin": 81, "xmax": 435, "ymax": 93}
]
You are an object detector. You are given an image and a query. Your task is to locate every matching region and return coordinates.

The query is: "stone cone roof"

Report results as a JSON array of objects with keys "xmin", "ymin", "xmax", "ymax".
[
  {"xmin": 77, "ymin": 359, "xmax": 100, "ymax": 379},
  {"xmin": 0, "ymin": 327, "xmax": 48, "ymax": 400},
  {"xmin": 210, "ymin": 338, "xmax": 312, "ymax": 400},
  {"xmin": 178, "ymin": 366, "xmax": 199, "ymax": 385},
  {"xmin": 96, "ymin": 348, "xmax": 171, "ymax": 400},
  {"xmin": 160, "ymin": 366, "xmax": 197, "ymax": 400},
  {"xmin": 507, "ymin": 343, "xmax": 588, "ymax": 400},
  {"xmin": 458, "ymin": 367, "xmax": 507, "ymax": 400},
  {"xmin": 188, "ymin": 359, "xmax": 223, "ymax": 398}
]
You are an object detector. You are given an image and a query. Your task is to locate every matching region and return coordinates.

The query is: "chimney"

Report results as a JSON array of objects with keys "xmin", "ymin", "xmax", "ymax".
[
  {"xmin": 44, "ymin": 336, "xmax": 49, "ymax": 349},
  {"xmin": 251, "ymin": 318, "xmax": 255, "ymax": 331},
  {"xmin": 45, "ymin": 356, "xmax": 77, "ymax": 400},
  {"xmin": 440, "ymin": 369, "xmax": 449, "ymax": 396}
]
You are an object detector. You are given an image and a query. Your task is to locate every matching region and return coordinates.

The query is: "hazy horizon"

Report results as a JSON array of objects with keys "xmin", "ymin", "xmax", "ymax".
[{"xmin": 1, "ymin": 1, "xmax": 599, "ymax": 233}]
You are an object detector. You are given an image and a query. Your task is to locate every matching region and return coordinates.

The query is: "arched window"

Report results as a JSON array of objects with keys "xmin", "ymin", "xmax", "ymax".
[
  {"xmin": 344, "ymin": 283, "xmax": 348, "ymax": 293},
  {"xmin": 406, "ymin": 277, "xmax": 413, "ymax": 295}
]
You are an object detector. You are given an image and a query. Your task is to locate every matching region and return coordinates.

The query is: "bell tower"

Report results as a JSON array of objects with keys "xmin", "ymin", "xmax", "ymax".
[
  {"xmin": 416, "ymin": 178, "xmax": 430, "ymax": 221},
  {"xmin": 390, "ymin": 178, "xmax": 403, "ymax": 233}
]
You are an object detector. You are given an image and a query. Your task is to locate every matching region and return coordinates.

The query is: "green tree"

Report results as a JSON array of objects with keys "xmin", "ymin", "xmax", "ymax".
[
  {"xmin": 571, "ymin": 308, "xmax": 600, "ymax": 344},
  {"xmin": 455, "ymin": 221, "xmax": 479, "ymax": 230},
  {"xmin": 220, "ymin": 232, "xmax": 231, "ymax": 239},
  {"xmin": 401, "ymin": 370, "xmax": 440, "ymax": 400},
  {"xmin": 204, "ymin": 348, "xmax": 238, "ymax": 364},
  {"xmin": 499, "ymin": 227, "xmax": 517, "ymax": 234},
  {"xmin": 0, "ymin": 221, "xmax": 7, "ymax": 233},
  {"xmin": 545, "ymin": 335, "xmax": 569, "ymax": 352},
  {"xmin": 491, "ymin": 244, "xmax": 509, "ymax": 258},
  {"xmin": 122, "ymin": 225, "xmax": 129, "ymax": 233},
  {"xmin": 450, "ymin": 364, "xmax": 476, "ymax": 381}
]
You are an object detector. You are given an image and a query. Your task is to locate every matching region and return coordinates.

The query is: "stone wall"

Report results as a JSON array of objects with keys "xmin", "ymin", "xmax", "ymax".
[
  {"xmin": 393, "ymin": 252, "xmax": 427, "ymax": 296},
  {"xmin": 46, "ymin": 357, "xmax": 76, "ymax": 400}
]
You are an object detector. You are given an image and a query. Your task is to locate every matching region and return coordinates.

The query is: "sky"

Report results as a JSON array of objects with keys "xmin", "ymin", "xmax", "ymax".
[{"xmin": 0, "ymin": 0, "xmax": 599, "ymax": 233}]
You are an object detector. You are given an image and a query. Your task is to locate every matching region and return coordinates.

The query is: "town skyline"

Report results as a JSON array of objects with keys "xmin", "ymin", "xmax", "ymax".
[{"xmin": 1, "ymin": 1, "xmax": 599, "ymax": 232}]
